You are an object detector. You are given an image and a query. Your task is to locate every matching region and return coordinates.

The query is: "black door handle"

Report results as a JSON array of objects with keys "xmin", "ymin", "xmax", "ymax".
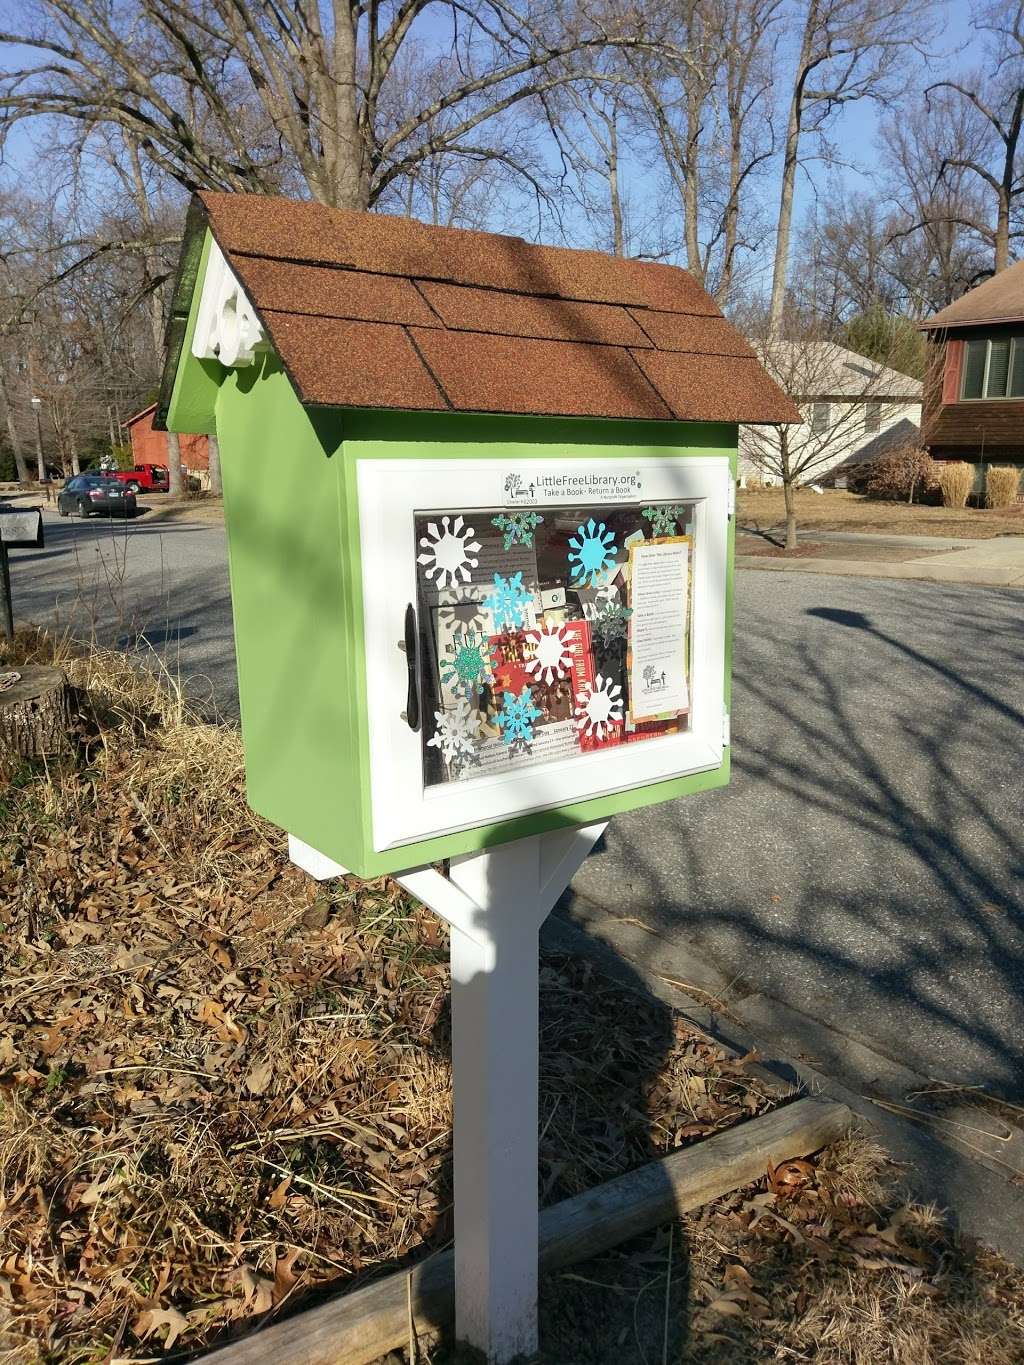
[{"xmin": 404, "ymin": 602, "xmax": 420, "ymax": 732}]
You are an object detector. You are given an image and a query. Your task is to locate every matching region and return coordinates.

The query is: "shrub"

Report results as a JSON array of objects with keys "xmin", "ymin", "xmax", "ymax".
[
  {"xmin": 939, "ymin": 461, "xmax": 974, "ymax": 508},
  {"xmin": 985, "ymin": 465, "xmax": 1022, "ymax": 509},
  {"xmin": 859, "ymin": 444, "xmax": 937, "ymax": 502}
]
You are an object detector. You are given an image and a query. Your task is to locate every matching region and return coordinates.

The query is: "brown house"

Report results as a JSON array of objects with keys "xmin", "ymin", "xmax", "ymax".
[{"xmin": 919, "ymin": 260, "xmax": 1024, "ymax": 481}]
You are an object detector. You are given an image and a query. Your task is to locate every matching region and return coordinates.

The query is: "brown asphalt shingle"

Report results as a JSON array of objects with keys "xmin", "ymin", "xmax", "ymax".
[
  {"xmin": 262, "ymin": 313, "xmax": 445, "ymax": 410},
  {"xmin": 410, "ymin": 330, "xmax": 672, "ymax": 420},
  {"xmin": 920, "ymin": 258, "xmax": 1024, "ymax": 330},
  {"xmin": 632, "ymin": 352, "xmax": 801, "ymax": 424},
  {"xmin": 416, "ymin": 281, "xmax": 652, "ymax": 347},
  {"xmin": 196, "ymin": 191, "xmax": 800, "ymax": 425},
  {"xmin": 234, "ymin": 258, "xmax": 438, "ymax": 327}
]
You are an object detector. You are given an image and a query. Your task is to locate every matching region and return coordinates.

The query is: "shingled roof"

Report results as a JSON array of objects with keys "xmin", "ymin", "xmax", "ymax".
[
  {"xmin": 164, "ymin": 192, "xmax": 799, "ymax": 426},
  {"xmin": 920, "ymin": 259, "xmax": 1024, "ymax": 331}
]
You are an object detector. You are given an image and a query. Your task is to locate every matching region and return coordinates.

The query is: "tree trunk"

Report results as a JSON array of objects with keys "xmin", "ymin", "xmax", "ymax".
[
  {"xmin": 768, "ymin": 4, "xmax": 817, "ymax": 336},
  {"xmin": 782, "ymin": 476, "xmax": 798, "ymax": 550},
  {"xmin": 995, "ymin": 188, "xmax": 1010, "ymax": 275},
  {"xmin": 330, "ymin": 3, "xmax": 370, "ymax": 209},
  {"xmin": 0, "ymin": 666, "xmax": 80, "ymax": 758},
  {"xmin": 207, "ymin": 431, "xmax": 222, "ymax": 496},
  {"xmin": 608, "ymin": 118, "xmax": 625, "ymax": 257},
  {"xmin": 167, "ymin": 431, "xmax": 185, "ymax": 497},
  {"xmin": 0, "ymin": 361, "xmax": 31, "ymax": 484}
]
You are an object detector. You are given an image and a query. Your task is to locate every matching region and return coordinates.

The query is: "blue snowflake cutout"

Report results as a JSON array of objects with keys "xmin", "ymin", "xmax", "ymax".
[
  {"xmin": 491, "ymin": 510, "xmax": 544, "ymax": 550},
  {"xmin": 642, "ymin": 504, "xmax": 685, "ymax": 537},
  {"xmin": 497, "ymin": 686, "xmax": 542, "ymax": 747},
  {"xmin": 484, "ymin": 571, "xmax": 533, "ymax": 630},
  {"xmin": 568, "ymin": 518, "xmax": 617, "ymax": 587}
]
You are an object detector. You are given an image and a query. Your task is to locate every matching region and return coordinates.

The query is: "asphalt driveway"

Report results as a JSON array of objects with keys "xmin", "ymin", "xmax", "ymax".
[{"xmin": 9, "ymin": 508, "xmax": 1024, "ymax": 1099}]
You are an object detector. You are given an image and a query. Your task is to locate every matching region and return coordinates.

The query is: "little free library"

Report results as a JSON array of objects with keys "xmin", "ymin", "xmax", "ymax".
[
  {"xmin": 157, "ymin": 192, "xmax": 797, "ymax": 880},
  {"xmin": 157, "ymin": 193, "xmax": 798, "ymax": 1365}
]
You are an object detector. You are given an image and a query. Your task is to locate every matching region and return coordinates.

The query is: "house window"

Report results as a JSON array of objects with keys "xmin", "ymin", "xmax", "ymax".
[
  {"xmin": 810, "ymin": 401, "xmax": 830, "ymax": 433},
  {"xmin": 961, "ymin": 336, "xmax": 1024, "ymax": 400},
  {"xmin": 864, "ymin": 401, "xmax": 881, "ymax": 434}
]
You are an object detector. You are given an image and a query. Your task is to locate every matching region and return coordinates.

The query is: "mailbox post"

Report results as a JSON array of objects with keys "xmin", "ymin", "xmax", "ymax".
[
  {"xmin": 0, "ymin": 507, "xmax": 44, "ymax": 640},
  {"xmin": 157, "ymin": 192, "xmax": 799, "ymax": 1362}
]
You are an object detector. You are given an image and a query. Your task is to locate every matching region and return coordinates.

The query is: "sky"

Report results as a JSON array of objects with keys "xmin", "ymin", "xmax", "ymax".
[{"xmin": 0, "ymin": 0, "xmax": 994, "ymax": 294}]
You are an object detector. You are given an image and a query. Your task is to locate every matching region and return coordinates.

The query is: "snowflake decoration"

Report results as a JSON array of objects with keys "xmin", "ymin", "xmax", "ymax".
[
  {"xmin": 591, "ymin": 600, "xmax": 632, "ymax": 648},
  {"xmin": 438, "ymin": 588, "xmax": 487, "ymax": 633},
  {"xmin": 574, "ymin": 674, "xmax": 624, "ymax": 741},
  {"xmin": 417, "ymin": 515, "xmax": 482, "ymax": 589},
  {"xmin": 427, "ymin": 699, "xmax": 479, "ymax": 769},
  {"xmin": 524, "ymin": 624, "xmax": 573, "ymax": 685},
  {"xmin": 484, "ymin": 571, "xmax": 533, "ymax": 630},
  {"xmin": 497, "ymin": 686, "xmax": 542, "ymax": 747},
  {"xmin": 568, "ymin": 519, "xmax": 617, "ymax": 587},
  {"xmin": 642, "ymin": 504, "xmax": 685, "ymax": 537},
  {"xmin": 440, "ymin": 630, "xmax": 491, "ymax": 696},
  {"xmin": 491, "ymin": 510, "xmax": 544, "ymax": 550}
]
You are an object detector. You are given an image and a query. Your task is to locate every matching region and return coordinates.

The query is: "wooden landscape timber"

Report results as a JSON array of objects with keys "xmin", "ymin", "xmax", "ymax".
[
  {"xmin": 0, "ymin": 664, "xmax": 79, "ymax": 758},
  {"xmin": 204, "ymin": 1096, "xmax": 852, "ymax": 1365}
]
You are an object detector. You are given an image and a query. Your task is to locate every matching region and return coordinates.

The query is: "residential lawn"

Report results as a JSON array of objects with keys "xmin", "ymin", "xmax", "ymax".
[
  {"xmin": 738, "ymin": 488, "xmax": 1024, "ymax": 539},
  {"xmin": 137, "ymin": 491, "xmax": 225, "ymax": 523}
]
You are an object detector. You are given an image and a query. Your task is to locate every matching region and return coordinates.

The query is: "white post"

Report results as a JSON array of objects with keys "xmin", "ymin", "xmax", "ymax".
[
  {"xmin": 293, "ymin": 821, "xmax": 607, "ymax": 1364},
  {"xmin": 445, "ymin": 837, "xmax": 544, "ymax": 1361},
  {"xmin": 398, "ymin": 821, "xmax": 606, "ymax": 1363}
]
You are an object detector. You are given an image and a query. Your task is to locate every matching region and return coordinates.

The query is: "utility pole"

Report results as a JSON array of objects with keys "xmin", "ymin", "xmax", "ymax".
[{"xmin": 30, "ymin": 396, "xmax": 45, "ymax": 482}]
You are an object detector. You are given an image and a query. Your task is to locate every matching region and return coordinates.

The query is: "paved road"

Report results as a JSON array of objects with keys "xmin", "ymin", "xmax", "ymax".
[
  {"xmin": 9, "ymin": 506, "xmax": 237, "ymax": 717},
  {"xmin": 13, "ymin": 509, "xmax": 1024, "ymax": 1099}
]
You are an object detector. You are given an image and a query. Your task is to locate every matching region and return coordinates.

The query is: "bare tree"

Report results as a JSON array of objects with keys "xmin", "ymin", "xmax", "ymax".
[
  {"xmin": 767, "ymin": 0, "xmax": 935, "ymax": 335},
  {"xmin": 543, "ymin": 79, "xmax": 636, "ymax": 256},
  {"xmin": 0, "ymin": 356, "xmax": 31, "ymax": 483},
  {"xmin": 925, "ymin": 0, "xmax": 1024, "ymax": 274},
  {"xmin": 0, "ymin": 0, "xmax": 666, "ymax": 214},
  {"xmin": 742, "ymin": 332, "xmax": 921, "ymax": 546}
]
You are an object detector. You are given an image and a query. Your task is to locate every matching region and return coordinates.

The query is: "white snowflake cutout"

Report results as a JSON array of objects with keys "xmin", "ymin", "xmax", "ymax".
[
  {"xmin": 574, "ymin": 674, "xmax": 624, "ymax": 740},
  {"xmin": 418, "ymin": 515, "xmax": 482, "ymax": 589},
  {"xmin": 524, "ymin": 624, "xmax": 573, "ymax": 685},
  {"xmin": 427, "ymin": 698, "xmax": 479, "ymax": 765}
]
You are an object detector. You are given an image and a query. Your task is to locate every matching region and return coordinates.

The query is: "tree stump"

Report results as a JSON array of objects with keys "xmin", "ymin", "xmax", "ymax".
[{"xmin": 0, "ymin": 666, "xmax": 80, "ymax": 759}]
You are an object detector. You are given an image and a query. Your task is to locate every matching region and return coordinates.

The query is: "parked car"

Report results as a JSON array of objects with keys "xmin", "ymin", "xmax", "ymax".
[
  {"xmin": 57, "ymin": 474, "xmax": 137, "ymax": 518},
  {"xmin": 110, "ymin": 462, "xmax": 169, "ymax": 493}
]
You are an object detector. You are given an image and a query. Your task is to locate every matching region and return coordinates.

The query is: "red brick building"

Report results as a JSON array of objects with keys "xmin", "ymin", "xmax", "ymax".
[{"xmin": 126, "ymin": 403, "xmax": 209, "ymax": 474}]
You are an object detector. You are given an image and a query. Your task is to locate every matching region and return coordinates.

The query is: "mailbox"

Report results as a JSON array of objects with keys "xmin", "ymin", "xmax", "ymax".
[
  {"xmin": 0, "ymin": 507, "xmax": 44, "ymax": 548},
  {"xmin": 158, "ymin": 193, "xmax": 797, "ymax": 878}
]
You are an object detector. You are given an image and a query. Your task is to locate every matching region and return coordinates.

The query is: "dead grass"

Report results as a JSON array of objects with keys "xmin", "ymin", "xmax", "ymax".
[
  {"xmin": 0, "ymin": 630, "xmax": 779, "ymax": 1362},
  {"xmin": 738, "ymin": 488, "xmax": 1024, "ymax": 539},
  {"xmin": 425, "ymin": 1137, "xmax": 1024, "ymax": 1364},
  {"xmin": 136, "ymin": 493, "xmax": 225, "ymax": 525},
  {"xmin": 4, "ymin": 631, "xmax": 1023, "ymax": 1364}
]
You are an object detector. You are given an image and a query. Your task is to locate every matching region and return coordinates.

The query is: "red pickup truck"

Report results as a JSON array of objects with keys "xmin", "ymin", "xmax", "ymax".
[{"xmin": 111, "ymin": 463, "xmax": 170, "ymax": 493}]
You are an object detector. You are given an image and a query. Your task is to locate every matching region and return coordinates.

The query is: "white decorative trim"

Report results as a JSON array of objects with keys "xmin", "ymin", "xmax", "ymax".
[
  {"xmin": 191, "ymin": 239, "xmax": 266, "ymax": 367},
  {"xmin": 288, "ymin": 833, "xmax": 349, "ymax": 880}
]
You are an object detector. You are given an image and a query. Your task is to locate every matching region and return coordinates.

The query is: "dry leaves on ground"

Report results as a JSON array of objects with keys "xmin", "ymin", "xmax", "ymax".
[{"xmin": 0, "ymin": 629, "xmax": 778, "ymax": 1363}]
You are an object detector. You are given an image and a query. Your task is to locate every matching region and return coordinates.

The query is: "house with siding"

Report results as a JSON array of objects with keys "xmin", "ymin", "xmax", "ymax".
[
  {"xmin": 919, "ymin": 259, "xmax": 1024, "ymax": 491},
  {"xmin": 739, "ymin": 341, "xmax": 922, "ymax": 487},
  {"xmin": 126, "ymin": 403, "xmax": 210, "ymax": 482}
]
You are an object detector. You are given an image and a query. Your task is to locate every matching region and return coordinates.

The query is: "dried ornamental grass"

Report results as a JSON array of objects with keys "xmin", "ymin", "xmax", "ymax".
[
  {"xmin": 939, "ymin": 460, "xmax": 975, "ymax": 509},
  {"xmin": 985, "ymin": 465, "xmax": 1022, "ymax": 509},
  {"xmin": 0, "ymin": 632, "xmax": 777, "ymax": 1363}
]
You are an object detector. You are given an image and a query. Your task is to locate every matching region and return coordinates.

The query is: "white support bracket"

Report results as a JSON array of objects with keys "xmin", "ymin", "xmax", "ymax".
[{"xmin": 289, "ymin": 823, "xmax": 606, "ymax": 1363}]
